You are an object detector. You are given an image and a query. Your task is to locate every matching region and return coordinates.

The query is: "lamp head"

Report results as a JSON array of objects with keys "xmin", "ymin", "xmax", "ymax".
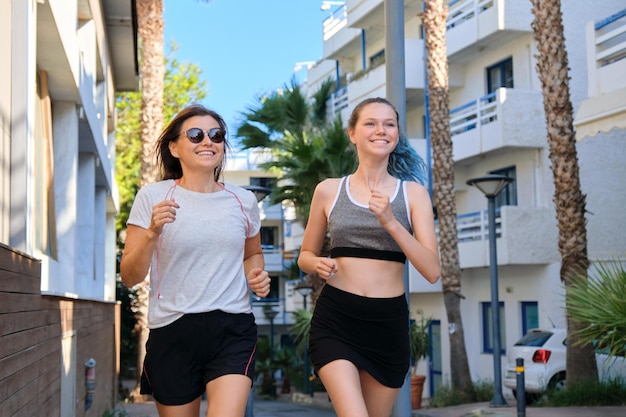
[{"xmin": 466, "ymin": 174, "xmax": 514, "ymax": 198}]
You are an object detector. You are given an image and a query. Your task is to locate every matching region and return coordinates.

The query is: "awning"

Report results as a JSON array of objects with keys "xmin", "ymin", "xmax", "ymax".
[{"xmin": 574, "ymin": 86, "xmax": 626, "ymax": 140}]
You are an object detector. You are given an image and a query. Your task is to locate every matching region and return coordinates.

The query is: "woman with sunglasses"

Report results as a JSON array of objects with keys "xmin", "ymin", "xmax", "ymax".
[
  {"xmin": 298, "ymin": 97, "xmax": 441, "ymax": 417},
  {"xmin": 120, "ymin": 104, "xmax": 270, "ymax": 417}
]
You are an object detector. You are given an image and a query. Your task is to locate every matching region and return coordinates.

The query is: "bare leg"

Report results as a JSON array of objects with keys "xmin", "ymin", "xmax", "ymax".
[
  {"xmin": 205, "ymin": 374, "xmax": 251, "ymax": 417},
  {"xmin": 359, "ymin": 369, "xmax": 400, "ymax": 417},
  {"xmin": 318, "ymin": 359, "xmax": 369, "ymax": 417},
  {"xmin": 155, "ymin": 397, "xmax": 201, "ymax": 417}
]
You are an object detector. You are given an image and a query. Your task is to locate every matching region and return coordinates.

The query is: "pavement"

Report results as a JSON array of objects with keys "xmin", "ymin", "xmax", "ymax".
[{"xmin": 117, "ymin": 391, "xmax": 626, "ymax": 417}]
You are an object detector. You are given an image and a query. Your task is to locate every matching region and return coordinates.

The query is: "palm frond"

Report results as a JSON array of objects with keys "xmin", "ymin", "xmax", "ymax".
[{"xmin": 568, "ymin": 261, "xmax": 626, "ymax": 358}]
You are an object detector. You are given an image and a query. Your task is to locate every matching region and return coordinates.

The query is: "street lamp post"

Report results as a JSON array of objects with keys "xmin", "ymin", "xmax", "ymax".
[
  {"xmin": 243, "ymin": 185, "xmax": 271, "ymax": 203},
  {"xmin": 466, "ymin": 174, "xmax": 513, "ymax": 408},
  {"xmin": 263, "ymin": 307, "xmax": 279, "ymax": 399},
  {"xmin": 295, "ymin": 283, "xmax": 314, "ymax": 397}
]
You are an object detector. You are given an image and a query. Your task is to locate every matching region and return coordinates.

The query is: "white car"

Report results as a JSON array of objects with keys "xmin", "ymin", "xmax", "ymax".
[{"xmin": 503, "ymin": 328, "xmax": 626, "ymax": 403}]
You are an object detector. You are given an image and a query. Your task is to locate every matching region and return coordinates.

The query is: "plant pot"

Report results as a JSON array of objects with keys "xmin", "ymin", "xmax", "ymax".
[{"xmin": 410, "ymin": 375, "xmax": 426, "ymax": 410}]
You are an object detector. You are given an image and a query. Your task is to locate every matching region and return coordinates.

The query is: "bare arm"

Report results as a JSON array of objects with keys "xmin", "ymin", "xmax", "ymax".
[
  {"xmin": 120, "ymin": 198, "xmax": 180, "ymax": 287},
  {"xmin": 298, "ymin": 180, "xmax": 338, "ymax": 280},
  {"xmin": 244, "ymin": 232, "xmax": 270, "ymax": 298},
  {"xmin": 369, "ymin": 182, "xmax": 441, "ymax": 283}
]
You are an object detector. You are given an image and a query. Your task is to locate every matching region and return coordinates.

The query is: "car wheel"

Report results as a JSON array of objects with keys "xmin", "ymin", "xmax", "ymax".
[{"xmin": 547, "ymin": 372, "xmax": 566, "ymax": 392}]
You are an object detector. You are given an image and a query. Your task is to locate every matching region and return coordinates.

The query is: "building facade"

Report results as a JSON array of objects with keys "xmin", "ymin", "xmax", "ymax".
[
  {"xmin": 301, "ymin": 0, "xmax": 626, "ymax": 399},
  {"xmin": 0, "ymin": 0, "xmax": 138, "ymax": 415}
]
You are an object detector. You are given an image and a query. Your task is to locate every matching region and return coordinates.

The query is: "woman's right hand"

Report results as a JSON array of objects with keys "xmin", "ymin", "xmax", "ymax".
[
  {"xmin": 315, "ymin": 257, "xmax": 338, "ymax": 280},
  {"xmin": 149, "ymin": 199, "xmax": 180, "ymax": 236}
]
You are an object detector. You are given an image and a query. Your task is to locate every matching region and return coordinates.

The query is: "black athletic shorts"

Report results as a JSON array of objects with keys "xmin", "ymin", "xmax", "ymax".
[
  {"xmin": 309, "ymin": 284, "xmax": 410, "ymax": 388},
  {"xmin": 140, "ymin": 310, "xmax": 257, "ymax": 405}
]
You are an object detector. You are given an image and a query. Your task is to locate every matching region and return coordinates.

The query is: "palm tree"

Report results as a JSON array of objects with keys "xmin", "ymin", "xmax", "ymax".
[
  {"xmin": 568, "ymin": 262, "xmax": 626, "ymax": 358},
  {"xmin": 237, "ymin": 79, "xmax": 356, "ymax": 297},
  {"xmin": 132, "ymin": 0, "xmax": 211, "ymax": 398},
  {"xmin": 422, "ymin": 0, "xmax": 476, "ymax": 401},
  {"xmin": 132, "ymin": 1, "xmax": 166, "ymax": 399},
  {"xmin": 530, "ymin": 0, "xmax": 598, "ymax": 385}
]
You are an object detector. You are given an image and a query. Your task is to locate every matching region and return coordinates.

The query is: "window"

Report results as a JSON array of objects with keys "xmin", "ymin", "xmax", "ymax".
[
  {"xmin": 490, "ymin": 166, "xmax": 517, "ymax": 208},
  {"xmin": 521, "ymin": 302, "xmax": 539, "ymax": 336},
  {"xmin": 34, "ymin": 70, "xmax": 58, "ymax": 258},
  {"xmin": 369, "ymin": 49, "xmax": 385, "ymax": 68},
  {"xmin": 260, "ymin": 226, "xmax": 278, "ymax": 248},
  {"xmin": 250, "ymin": 177, "xmax": 276, "ymax": 189},
  {"xmin": 482, "ymin": 301, "xmax": 506, "ymax": 354},
  {"xmin": 487, "ymin": 58, "xmax": 513, "ymax": 94}
]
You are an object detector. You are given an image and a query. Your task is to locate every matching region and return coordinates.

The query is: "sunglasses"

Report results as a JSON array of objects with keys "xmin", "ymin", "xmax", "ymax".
[{"xmin": 181, "ymin": 127, "xmax": 226, "ymax": 144}]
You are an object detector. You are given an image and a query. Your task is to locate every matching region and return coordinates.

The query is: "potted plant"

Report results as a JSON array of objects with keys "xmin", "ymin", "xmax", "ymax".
[{"xmin": 409, "ymin": 315, "xmax": 431, "ymax": 409}]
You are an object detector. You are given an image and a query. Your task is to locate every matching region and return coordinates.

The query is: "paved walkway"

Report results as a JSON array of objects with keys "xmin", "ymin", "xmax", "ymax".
[{"xmin": 118, "ymin": 391, "xmax": 626, "ymax": 417}]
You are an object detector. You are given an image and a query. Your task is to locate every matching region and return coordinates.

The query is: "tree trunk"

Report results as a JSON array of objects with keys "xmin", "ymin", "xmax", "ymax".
[
  {"xmin": 530, "ymin": 0, "xmax": 597, "ymax": 385},
  {"xmin": 132, "ymin": 0, "xmax": 165, "ymax": 401},
  {"xmin": 422, "ymin": 0, "xmax": 476, "ymax": 401}
]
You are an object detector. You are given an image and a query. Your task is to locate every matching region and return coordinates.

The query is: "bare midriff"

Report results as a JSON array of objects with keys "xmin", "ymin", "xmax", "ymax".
[{"xmin": 326, "ymin": 256, "xmax": 405, "ymax": 298}]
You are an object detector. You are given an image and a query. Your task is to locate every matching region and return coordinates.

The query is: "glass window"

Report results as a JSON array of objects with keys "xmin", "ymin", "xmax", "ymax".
[
  {"xmin": 487, "ymin": 58, "xmax": 513, "ymax": 94},
  {"xmin": 490, "ymin": 166, "xmax": 517, "ymax": 208},
  {"xmin": 521, "ymin": 301, "xmax": 539, "ymax": 336},
  {"xmin": 250, "ymin": 177, "xmax": 276, "ymax": 189},
  {"xmin": 482, "ymin": 301, "xmax": 506, "ymax": 354}
]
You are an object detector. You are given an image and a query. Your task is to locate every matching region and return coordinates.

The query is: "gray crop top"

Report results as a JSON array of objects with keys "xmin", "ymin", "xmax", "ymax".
[{"xmin": 328, "ymin": 175, "xmax": 413, "ymax": 263}]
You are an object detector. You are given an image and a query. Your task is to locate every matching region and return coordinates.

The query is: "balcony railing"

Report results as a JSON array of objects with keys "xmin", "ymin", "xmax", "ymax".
[
  {"xmin": 323, "ymin": 4, "xmax": 348, "ymax": 41},
  {"xmin": 594, "ymin": 9, "xmax": 626, "ymax": 67},
  {"xmin": 450, "ymin": 92, "xmax": 497, "ymax": 136},
  {"xmin": 436, "ymin": 209, "xmax": 502, "ymax": 243},
  {"xmin": 447, "ymin": 0, "xmax": 494, "ymax": 31},
  {"xmin": 448, "ymin": 88, "xmax": 545, "ymax": 160}
]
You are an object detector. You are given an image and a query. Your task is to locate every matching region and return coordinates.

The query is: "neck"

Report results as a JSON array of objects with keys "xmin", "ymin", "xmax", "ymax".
[
  {"xmin": 176, "ymin": 176, "xmax": 221, "ymax": 193},
  {"xmin": 353, "ymin": 168, "xmax": 393, "ymax": 191}
]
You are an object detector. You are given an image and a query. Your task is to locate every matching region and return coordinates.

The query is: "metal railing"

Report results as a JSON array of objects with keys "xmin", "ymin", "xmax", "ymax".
[
  {"xmin": 594, "ymin": 8, "xmax": 626, "ymax": 66},
  {"xmin": 447, "ymin": 0, "xmax": 494, "ymax": 30},
  {"xmin": 322, "ymin": 4, "xmax": 348, "ymax": 41},
  {"xmin": 436, "ymin": 209, "xmax": 503, "ymax": 243},
  {"xmin": 449, "ymin": 91, "xmax": 498, "ymax": 136}
]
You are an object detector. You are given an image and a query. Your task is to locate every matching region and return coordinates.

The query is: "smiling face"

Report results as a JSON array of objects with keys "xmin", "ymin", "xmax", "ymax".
[
  {"xmin": 168, "ymin": 115, "xmax": 225, "ymax": 176},
  {"xmin": 348, "ymin": 102, "xmax": 399, "ymax": 156}
]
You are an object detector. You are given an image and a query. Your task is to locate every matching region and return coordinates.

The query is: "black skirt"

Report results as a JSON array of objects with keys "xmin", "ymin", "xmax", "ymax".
[{"xmin": 309, "ymin": 284, "xmax": 410, "ymax": 388}]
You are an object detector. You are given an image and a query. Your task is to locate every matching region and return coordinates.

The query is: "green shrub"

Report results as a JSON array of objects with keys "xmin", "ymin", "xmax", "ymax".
[
  {"xmin": 536, "ymin": 378, "xmax": 626, "ymax": 407},
  {"xmin": 428, "ymin": 379, "xmax": 493, "ymax": 407}
]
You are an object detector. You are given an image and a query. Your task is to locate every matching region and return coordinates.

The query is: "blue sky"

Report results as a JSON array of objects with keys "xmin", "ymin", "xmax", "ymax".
[{"xmin": 163, "ymin": 0, "xmax": 328, "ymax": 146}]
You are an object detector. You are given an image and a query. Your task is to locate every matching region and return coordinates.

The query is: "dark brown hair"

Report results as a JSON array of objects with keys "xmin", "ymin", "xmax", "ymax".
[{"xmin": 155, "ymin": 104, "xmax": 231, "ymax": 181}]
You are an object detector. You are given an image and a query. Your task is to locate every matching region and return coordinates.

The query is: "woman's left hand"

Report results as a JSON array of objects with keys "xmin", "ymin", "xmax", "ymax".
[{"xmin": 247, "ymin": 268, "xmax": 271, "ymax": 298}]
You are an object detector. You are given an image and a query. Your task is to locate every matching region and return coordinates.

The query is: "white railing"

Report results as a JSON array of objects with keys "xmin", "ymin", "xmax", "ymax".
[
  {"xmin": 594, "ymin": 8, "xmax": 626, "ymax": 66},
  {"xmin": 331, "ymin": 86, "xmax": 349, "ymax": 118},
  {"xmin": 323, "ymin": 4, "xmax": 348, "ymax": 41},
  {"xmin": 447, "ymin": 0, "xmax": 494, "ymax": 30},
  {"xmin": 436, "ymin": 209, "xmax": 502, "ymax": 243},
  {"xmin": 449, "ymin": 92, "xmax": 498, "ymax": 136}
]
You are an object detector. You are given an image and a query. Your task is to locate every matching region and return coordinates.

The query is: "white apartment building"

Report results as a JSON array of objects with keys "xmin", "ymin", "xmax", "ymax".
[
  {"xmin": 0, "ymin": 0, "xmax": 137, "ymax": 414},
  {"xmin": 224, "ymin": 150, "xmax": 300, "ymax": 352},
  {"xmin": 298, "ymin": 0, "xmax": 626, "ymax": 399}
]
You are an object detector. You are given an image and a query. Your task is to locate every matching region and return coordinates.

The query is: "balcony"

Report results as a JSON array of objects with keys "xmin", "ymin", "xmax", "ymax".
[
  {"xmin": 346, "ymin": 0, "xmax": 421, "ymax": 31},
  {"xmin": 446, "ymin": 0, "xmax": 533, "ymax": 62},
  {"xmin": 261, "ymin": 245, "xmax": 284, "ymax": 274},
  {"xmin": 346, "ymin": 38, "xmax": 426, "ymax": 105},
  {"xmin": 323, "ymin": 4, "xmax": 362, "ymax": 60},
  {"xmin": 450, "ymin": 88, "xmax": 544, "ymax": 162},
  {"xmin": 433, "ymin": 205, "xmax": 558, "ymax": 271},
  {"xmin": 575, "ymin": 9, "xmax": 626, "ymax": 138}
]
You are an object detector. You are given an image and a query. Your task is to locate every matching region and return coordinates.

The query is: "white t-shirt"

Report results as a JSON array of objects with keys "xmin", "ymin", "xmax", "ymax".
[{"xmin": 127, "ymin": 180, "xmax": 261, "ymax": 328}]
